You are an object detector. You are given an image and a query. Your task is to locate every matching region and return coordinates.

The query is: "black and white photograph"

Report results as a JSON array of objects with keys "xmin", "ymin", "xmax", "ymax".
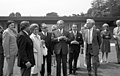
[{"xmin": 0, "ymin": 0, "xmax": 120, "ymax": 76}]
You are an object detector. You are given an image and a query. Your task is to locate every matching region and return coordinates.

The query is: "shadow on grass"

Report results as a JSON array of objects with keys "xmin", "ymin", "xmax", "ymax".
[{"xmin": 99, "ymin": 62, "xmax": 120, "ymax": 69}]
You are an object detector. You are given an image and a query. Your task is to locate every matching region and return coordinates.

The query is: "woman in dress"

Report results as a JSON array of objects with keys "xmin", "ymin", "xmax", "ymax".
[
  {"xmin": 30, "ymin": 23, "xmax": 44, "ymax": 76},
  {"xmin": 100, "ymin": 23, "xmax": 111, "ymax": 63}
]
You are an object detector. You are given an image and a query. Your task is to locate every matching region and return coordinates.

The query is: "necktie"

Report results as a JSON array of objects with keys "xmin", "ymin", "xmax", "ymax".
[{"xmin": 88, "ymin": 29, "xmax": 91, "ymax": 44}]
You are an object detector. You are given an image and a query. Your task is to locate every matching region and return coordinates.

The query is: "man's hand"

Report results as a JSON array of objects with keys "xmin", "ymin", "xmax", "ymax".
[
  {"xmin": 41, "ymin": 40, "xmax": 45, "ymax": 45},
  {"xmin": 25, "ymin": 61, "xmax": 32, "ymax": 68},
  {"xmin": 62, "ymin": 36, "xmax": 68, "ymax": 41},
  {"xmin": 113, "ymin": 35, "xmax": 118, "ymax": 39},
  {"xmin": 6, "ymin": 55, "xmax": 10, "ymax": 59},
  {"xmin": 71, "ymin": 40, "xmax": 79, "ymax": 44},
  {"xmin": 58, "ymin": 36, "xmax": 64, "ymax": 41}
]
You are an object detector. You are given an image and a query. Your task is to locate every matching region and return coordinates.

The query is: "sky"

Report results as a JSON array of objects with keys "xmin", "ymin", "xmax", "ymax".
[{"xmin": 0, "ymin": 0, "xmax": 93, "ymax": 16}]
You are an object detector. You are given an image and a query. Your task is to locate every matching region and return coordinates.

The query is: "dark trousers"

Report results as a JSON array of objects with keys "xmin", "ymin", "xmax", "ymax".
[
  {"xmin": 0, "ymin": 54, "xmax": 4, "ymax": 76},
  {"xmin": 21, "ymin": 67, "xmax": 31, "ymax": 76},
  {"xmin": 40, "ymin": 54, "xmax": 52, "ymax": 76},
  {"xmin": 115, "ymin": 44, "xmax": 120, "ymax": 63},
  {"xmin": 86, "ymin": 44, "xmax": 99, "ymax": 76},
  {"xmin": 56, "ymin": 51, "xmax": 67, "ymax": 76},
  {"xmin": 69, "ymin": 48, "xmax": 80, "ymax": 74}
]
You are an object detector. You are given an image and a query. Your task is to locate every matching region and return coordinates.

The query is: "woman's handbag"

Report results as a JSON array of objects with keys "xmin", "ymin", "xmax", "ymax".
[{"xmin": 42, "ymin": 45, "xmax": 48, "ymax": 56}]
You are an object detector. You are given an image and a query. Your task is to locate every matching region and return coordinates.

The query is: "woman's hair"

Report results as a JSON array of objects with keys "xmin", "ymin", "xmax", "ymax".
[
  {"xmin": 29, "ymin": 23, "xmax": 39, "ymax": 33},
  {"xmin": 7, "ymin": 20, "xmax": 15, "ymax": 28}
]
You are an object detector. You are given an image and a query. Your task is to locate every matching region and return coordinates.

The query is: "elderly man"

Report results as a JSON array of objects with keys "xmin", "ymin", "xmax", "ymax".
[
  {"xmin": 52, "ymin": 20, "xmax": 70, "ymax": 76},
  {"xmin": 69, "ymin": 24, "xmax": 83, "ymax": 75},
  {"xmin": 39, "ymin": 23, "xmax": 52, "ymax": 76},
  {"xmin": 84, "ymin": 19, "xmax": 101, "ymax": 76},
  {"xmin": 17, "ymin": 21, "xmax": 35, "ymax": 76},
  {"xmin": 113, "ymin": 20, "xmax": 120, "ymax": 64}
]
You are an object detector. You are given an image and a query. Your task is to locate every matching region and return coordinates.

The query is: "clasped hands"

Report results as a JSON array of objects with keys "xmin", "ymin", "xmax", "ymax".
[
  {"xmin": 58, "ymin": 36, "xmax": 67, "ymax": 41},
  {"xmin": 25, "ymin": 61, "xmax": 32, "ymax": 68},
  {"xmin": 71, "ymin": 40, "xmax": 79, "ymax": 44}
]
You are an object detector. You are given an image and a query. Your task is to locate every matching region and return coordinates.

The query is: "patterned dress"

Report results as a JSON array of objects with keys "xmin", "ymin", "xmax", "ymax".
[{"xmin": 101, "ymin": 30, "xmax": 111, "ymax": 53}]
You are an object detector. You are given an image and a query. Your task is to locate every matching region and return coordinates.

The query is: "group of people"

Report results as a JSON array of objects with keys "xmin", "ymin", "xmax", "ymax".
[{"xmin": 0, "ymin": 18, "xmax": 120, "ymax": 76}]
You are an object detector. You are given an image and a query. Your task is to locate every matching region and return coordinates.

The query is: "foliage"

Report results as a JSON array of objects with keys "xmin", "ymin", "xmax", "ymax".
[
  {"xmin": 46, "ymin": 12, "xmax": 59, "ymax": 17},
  {"xmin": 87, "ymin": 0, "xmax": 120, "ymax": 17}
]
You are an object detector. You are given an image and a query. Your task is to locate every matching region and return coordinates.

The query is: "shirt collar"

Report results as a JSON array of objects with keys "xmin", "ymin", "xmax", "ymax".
[
  {"xmin": 31, "ymin": 33, "xmax": 39, "ymax": 37},
  {"xmin": 73, "ymin": 30, "xmax": 77, "ymax": 34},
  {"xmin": 23, "ymin": 30, "xmax": 29, "ymax": 35},
  {"xmin": 42, "ymin": 31, "xmax": 47, "ymax": 35}
]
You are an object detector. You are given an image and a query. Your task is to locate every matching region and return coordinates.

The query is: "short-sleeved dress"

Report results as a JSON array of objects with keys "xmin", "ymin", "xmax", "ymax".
[{"xmin": 101, "ymin": 30, "xmax": 111, "ymax": 53}]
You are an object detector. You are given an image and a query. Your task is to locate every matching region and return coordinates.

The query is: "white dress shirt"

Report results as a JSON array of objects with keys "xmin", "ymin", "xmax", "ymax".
[
  {"xmin": 42, "ymin": 31, "xmax": 47, "ymax": 36},
  {"xmin": 87, "ymin": 27, "xmax": 93, "ymax": 44}
]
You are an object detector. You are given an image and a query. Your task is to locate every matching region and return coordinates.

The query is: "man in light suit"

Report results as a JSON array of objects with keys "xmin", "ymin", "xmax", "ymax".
[
  {"xmin": 113, "ymin": 20, "xmax": 120, "ymax": 64},
  {"xmin": 84, "ymin": 19, "xmax": 101, "ymax": 76},
  {"xmin": 52, "ymin": 20, "xmax": 70, "ymax": 76},
  {"xmin": 3, "ymin": 20, "xmax": 18, "ymax": 76},
  {"xmin": 69, "ymin": 24, "xmax": 83, "ymax": 75}
]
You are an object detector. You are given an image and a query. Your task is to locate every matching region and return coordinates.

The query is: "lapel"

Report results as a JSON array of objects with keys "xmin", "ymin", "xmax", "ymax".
[
  {"xmin": 57, "ymin": 29, "xmax": 63, "ymax": 36},
  {"xmin": 72, "ymin": 31, "xmax": 78, "ymax": 39},
  {"xmin": 92, "ymin": 29, "xmax": 96, "ymax": 42},
  {"xmin": 8, "ymin": 28, "xmax": 14, "ymax": 36},
  {"xmin": 22, "ymin": 31, "xmax": 30, "ymax": 40}
]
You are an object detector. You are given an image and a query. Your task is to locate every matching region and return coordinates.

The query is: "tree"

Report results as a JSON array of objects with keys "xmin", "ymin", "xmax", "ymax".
[
  {"xmin": 9, "ymin": 12, "xmax": 15, "ymax": 17},
  {"xmin": 46, "ymin": 12, "xmax": 59, "ymax": 17},
  {"xmin": 107, "ymin": 0, "xmax": 120, "ymax": 16},
  {"xmin": 87, "ymin": 0, "xmax": 120, "ymax": 17},
  {"xmin": 16, "ymin": 12, "xmax": 21, "ymax": 17},
  {"xmin": 87, "ymin": 0, "xmax": 109, "ymax": 17}
]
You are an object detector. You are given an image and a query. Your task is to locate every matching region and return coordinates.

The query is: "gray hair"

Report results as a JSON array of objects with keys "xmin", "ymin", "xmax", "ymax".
[{"xmin": 116, "ymin": 20, "xmax": 120, "ymax": 26}]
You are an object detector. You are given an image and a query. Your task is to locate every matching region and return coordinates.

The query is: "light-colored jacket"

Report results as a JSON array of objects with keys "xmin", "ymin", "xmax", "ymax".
[
  {"xmin": 30, "ymin": 33, "xmax": 43, "ymax": 74},
  {"xmin": 113, "ymin": 27, "xmax": 120, "ymax": 45},
  {"xmin": 2, "ymin": 28, "xmax": 18, "ymax": 57}
]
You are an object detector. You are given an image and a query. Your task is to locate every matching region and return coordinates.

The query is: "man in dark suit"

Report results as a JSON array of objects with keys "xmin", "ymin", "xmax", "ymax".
[
  {"xmin": 52, "ymin": 20, "xmax": 70, "ymax": 76},
  {"xmin": 0, "ymin": 26, "xmax": 4, "ymax": 76},
  {"xmin": 17, "ymin": 21, "xmax": 35, "ymax": 76},
  {"xmin": 39, "ymin": 23, "xmax": 52, "ymax": 76},
  {"xmin": 69, "ymin": 24, "xmax": 83, "ymax": 75},
  {"xmin": 84, "ymin": 19, "xmax": 101, "ymax": 76}
]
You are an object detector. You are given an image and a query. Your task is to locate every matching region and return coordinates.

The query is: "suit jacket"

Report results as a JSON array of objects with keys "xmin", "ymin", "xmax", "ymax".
[
  {"xmin": 84, "ymin": 28, "xmax": 101, "ymax": 55},
  {"xmin": 2, "ymin": 28, "xmax": 18, "ymax": 57},
  {"xmin": 69, "ymin": 31, "xmax": 83, "ymax": 53},
  {"xmin": 0, "ymin": 32, "xmax": 3, "ymax": 54},
  {"xmin": 52, "ymin": 29, "xmax": 70, "ymax": 55},
  {"xmin": 17, "ymin": 31, "xmax": 35, "ymax": 68},
  {"xmin": 113, "ymin": 27, "xmax": 120, "ymax": 45},
  {"xmin": 39, "ymin": 32, "xmax": 52, "ymax": 55}
]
